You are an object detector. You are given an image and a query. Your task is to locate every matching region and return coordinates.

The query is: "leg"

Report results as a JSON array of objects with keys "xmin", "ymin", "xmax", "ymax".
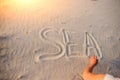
[{"xmin": 82, "ymin": 56, "xmax": 105, "ymax": 80}]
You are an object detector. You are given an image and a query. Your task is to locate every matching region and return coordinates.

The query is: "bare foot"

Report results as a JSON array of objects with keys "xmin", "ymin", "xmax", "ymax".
[{"xmin": 89, "ymin": 56, "xmax": 98, "ymax": 67}]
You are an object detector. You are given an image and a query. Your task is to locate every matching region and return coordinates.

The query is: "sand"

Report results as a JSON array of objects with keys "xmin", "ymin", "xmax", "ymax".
[{"xmin": 0, "ymin": 0, "xmax": 120, "ymax": 80}]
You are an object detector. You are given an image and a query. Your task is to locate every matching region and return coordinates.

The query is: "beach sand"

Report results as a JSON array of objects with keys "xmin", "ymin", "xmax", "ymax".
[{"xmin": 0, "ymin": 0, "xmax": 120, "ymax": 80}]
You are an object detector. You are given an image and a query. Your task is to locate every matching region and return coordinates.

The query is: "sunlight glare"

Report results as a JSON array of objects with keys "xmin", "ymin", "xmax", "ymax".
[{"xmin": 14, "ymin": 0, "xmax": 34, "ymax": 6}]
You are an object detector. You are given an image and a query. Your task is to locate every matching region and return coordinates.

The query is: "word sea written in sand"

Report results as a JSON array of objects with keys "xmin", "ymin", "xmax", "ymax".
[{"xmin": 36, "ymin": 28, "xmax": 103, "ymax": 61}]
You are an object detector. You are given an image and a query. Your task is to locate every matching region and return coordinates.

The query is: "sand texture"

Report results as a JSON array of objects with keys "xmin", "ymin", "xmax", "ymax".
[{"xmin": 0, "ymin": 0, "xmax": 120, "ymax": 80}]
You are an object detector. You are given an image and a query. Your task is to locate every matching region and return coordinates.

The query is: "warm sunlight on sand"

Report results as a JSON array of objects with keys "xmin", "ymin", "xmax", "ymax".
[
  {"xmin": 15, "ymin": 0, "xmax": 34, "ymax": 5},
  {"xmin": 0, "ymin": 0, "xmax": 72, "ymax": 21},
  {"xmin": 0, "ymin": 0, "xmax": 48, "ymax": 9},
  {"xmin": 11, "ymin": 0, "xmax": 35, "ymax": 8}
]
